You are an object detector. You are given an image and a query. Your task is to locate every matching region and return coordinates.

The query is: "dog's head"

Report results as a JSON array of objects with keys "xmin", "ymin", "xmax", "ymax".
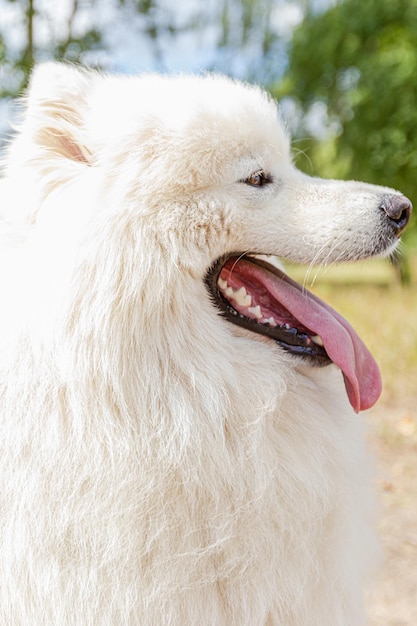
[{"xmin": 3, "ymin": 63, "xmax": 412, "ymax": 413}]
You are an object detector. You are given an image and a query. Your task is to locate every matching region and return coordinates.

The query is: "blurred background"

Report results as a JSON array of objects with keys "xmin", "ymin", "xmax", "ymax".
[{"xmin": 0, "ymin": 1, "xmax": 416, "ymax": 624}]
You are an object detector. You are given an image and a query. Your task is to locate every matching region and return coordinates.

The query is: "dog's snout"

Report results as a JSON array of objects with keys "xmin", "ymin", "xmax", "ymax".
[{"xmin": 380, "ymin": 194, "xmax": 412, "ymax": 237}]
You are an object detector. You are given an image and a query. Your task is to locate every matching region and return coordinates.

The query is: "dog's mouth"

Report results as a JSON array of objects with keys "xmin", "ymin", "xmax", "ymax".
[{"xmin": 205, "ymin": 253, "xmax": 382, "ymax": 413}]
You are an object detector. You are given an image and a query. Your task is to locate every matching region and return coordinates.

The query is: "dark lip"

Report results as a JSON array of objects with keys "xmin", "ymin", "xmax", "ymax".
[{"xmin": 205, "ymin": 252, "xmax": 331, "ymax": 365}]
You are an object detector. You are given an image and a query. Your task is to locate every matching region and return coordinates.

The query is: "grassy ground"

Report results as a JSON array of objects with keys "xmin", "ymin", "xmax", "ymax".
[{"xmin": 288, "ymin": 256, "xmax": 417, "ymax": 626}]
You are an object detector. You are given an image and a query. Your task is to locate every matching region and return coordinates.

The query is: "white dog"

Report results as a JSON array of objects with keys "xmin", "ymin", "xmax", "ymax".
[{"xmin": 0, "ymin": 63, "xmax": 412, "ymax": 625}]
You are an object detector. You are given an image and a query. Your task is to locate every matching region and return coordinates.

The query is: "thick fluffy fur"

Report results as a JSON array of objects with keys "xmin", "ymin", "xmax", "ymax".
[{"xmin": 0, "ymin": 64, "xmax": 405, "ymax": 625}]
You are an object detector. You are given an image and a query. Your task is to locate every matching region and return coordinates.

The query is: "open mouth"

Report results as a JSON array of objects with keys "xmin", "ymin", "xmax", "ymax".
[
  {"xmin": 205, "ymin": 253, "xmax": 382, "ymax": 413},
  {"xmin": 206, "ymin": 254, "xmax": 330, "ymax": 363}
]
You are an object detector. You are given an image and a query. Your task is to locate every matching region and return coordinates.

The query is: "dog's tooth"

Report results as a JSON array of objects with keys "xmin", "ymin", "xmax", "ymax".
[
  {"xmin": 263, "ymin": 317, "xmax": 277, "ymax": 327},
  {"xmin": 248, "ymin": 305, "xmax": 262, "ymax": 319},
  {"xmin": 234, "ymin": 287, "xmax": 252, "ymax": 307},
  {"xmin": 218, "ymin": 280, "xmax": 254, "ymax": 309},
  {"xmin": 311, "ymin": 335, "xmax": 324, "ymax": 347}
]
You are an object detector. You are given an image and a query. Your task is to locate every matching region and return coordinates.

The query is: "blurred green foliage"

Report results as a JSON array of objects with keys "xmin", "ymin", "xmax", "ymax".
[{"xmin": 0, "ymin": 0, "xmax": 103, "ymax": 97}]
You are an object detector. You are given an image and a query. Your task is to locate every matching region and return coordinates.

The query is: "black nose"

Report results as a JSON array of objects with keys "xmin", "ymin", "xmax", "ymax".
[{"xmin": 380, "ymin": 194, "xmax": 412, "ymax": 237}]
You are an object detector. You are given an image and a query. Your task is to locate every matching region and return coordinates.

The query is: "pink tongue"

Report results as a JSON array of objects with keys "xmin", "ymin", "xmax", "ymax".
[{"xmin": 230, "ymin": 260, "xmax": 382, "ymax": 413}]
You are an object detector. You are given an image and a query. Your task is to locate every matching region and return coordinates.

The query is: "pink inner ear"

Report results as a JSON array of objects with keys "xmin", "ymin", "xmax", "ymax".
[{"xmin": 60, "ymin": 136, "xmax": 90, "ymax": 163}]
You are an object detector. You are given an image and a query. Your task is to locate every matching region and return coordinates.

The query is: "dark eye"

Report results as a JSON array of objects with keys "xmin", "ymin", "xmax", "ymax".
[{"xmin": 244, "ymin": 170, "xmax": 272, "ymax": 187}]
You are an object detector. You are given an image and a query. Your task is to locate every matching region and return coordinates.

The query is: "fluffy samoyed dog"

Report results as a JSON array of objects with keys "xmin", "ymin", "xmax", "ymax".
[{"xmin": 0, "ymin": 63, "xmax": 412, "ymax": 625}]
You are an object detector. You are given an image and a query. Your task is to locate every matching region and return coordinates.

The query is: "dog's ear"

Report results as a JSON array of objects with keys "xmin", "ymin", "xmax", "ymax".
[
  {"xmin": 6, "ymin": 62, "xmax": 95, "ymax": 175},
  {"xmin": 2, "ymin": 63, "xmax": 99, "ymax": 223},
  {"xmin": 23, "ymin": 62, "xmax": 94, "ymax": 164}
]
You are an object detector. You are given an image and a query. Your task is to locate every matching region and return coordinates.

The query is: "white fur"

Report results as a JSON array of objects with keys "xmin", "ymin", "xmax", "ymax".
[{"xmin": 0, "ymin": 63, "xmax": 403, "ymax": 625}]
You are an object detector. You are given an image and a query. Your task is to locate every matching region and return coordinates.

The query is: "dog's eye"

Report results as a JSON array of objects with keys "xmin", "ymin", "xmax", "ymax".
[{"xmin": 244, "ymin": 170, "xmax": 272, "ymax": 187}]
